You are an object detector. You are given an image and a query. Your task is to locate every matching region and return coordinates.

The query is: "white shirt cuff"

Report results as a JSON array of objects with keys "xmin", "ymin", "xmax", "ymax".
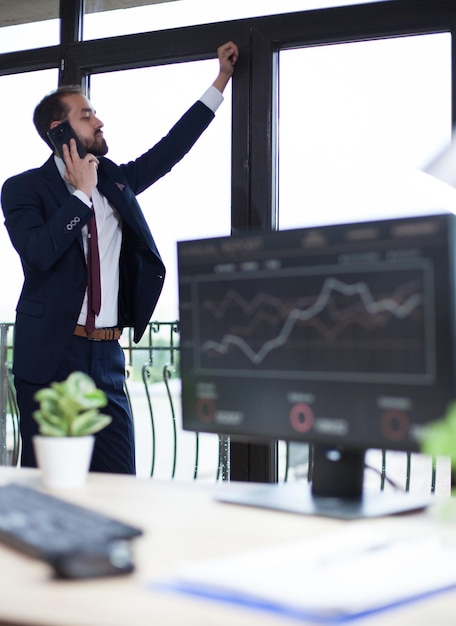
[
  {"xmin": 199, "ymin": 85, "xmax": 224, "ymax": 113},
  {"xmin": 73, "ymin": 189, "xmax": 92, "ymax": 208}
]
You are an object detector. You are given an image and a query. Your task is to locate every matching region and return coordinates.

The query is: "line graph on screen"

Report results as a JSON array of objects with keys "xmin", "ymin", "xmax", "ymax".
[{"xmin": 191, "ymin": 263, "xmax": 434, "ymax": 383}]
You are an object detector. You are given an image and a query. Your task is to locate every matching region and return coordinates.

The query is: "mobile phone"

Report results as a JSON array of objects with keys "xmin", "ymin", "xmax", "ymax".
[{"xmin": 47, "ymin": 120, "xmax": 87, "ymax": 159}]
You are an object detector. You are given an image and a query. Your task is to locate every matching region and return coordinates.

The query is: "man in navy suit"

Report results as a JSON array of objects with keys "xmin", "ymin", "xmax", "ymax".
[{"xmin": 1, "ymin": 41, "xmax": 239, "ymax": 474}]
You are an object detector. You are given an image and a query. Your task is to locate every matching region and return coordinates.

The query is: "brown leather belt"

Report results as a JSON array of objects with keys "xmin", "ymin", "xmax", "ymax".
[{"xmin": 74, "ymin": 324, "xmax": 122, "ymax": 341}]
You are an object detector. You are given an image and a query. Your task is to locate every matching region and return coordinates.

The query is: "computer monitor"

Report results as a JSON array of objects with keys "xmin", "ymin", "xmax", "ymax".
[{"xmin": 177, "ymin": 213, "xmax": 456, "ymax": 518}]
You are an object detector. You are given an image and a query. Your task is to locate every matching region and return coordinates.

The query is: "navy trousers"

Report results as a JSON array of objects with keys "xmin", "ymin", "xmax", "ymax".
[{"xmin": 14, "ymin": 334, "xmax": 136, "ymax": 474}]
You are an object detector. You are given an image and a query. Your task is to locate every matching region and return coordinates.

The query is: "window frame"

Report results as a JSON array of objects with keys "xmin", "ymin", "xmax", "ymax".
[{"xmin": 1, "ymin": 0, "xmax": 455, "ymax": 481}]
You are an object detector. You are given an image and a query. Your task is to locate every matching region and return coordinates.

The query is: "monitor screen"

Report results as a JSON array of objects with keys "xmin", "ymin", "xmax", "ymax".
[{"xmin": 177, "ymin": 214, "xmax": 456, "ymax": 517}]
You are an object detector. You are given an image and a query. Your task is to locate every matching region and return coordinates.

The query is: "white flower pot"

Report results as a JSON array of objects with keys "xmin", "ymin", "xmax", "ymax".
[{"xmin": 33, "ymin": 435, "xmax": 95, "ymax": 489}]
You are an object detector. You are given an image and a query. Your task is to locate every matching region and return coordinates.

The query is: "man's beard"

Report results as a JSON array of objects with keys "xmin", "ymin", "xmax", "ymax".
[{"xmin": 85, "ymin": 134, "xmax": 109, "ymax": 157}]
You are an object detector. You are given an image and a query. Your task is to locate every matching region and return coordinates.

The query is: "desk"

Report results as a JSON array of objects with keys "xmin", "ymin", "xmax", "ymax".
[{"xmin": 0, "ymin": 466, "xmax": 454, "ymax": 626}]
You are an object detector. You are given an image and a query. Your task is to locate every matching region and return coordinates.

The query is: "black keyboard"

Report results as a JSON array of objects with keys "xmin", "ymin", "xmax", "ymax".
[{"xmin": 0, "ymin": 482, "xmax": 143, "ymax": 578}]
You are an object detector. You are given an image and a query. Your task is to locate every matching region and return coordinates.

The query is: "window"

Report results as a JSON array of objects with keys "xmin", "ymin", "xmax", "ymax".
[
  {"xmin": 278, "ymin": 34, "xmax": 453, "ymax": 229},
  {"xmin": 1, "ymin": 0, "xmax": 455, "ymax": 483},
  {"xmin": 0, "ymin": 2, "xmax": 59, "ymax": 54},
  {"xmin": 89, "ymin": 59, "xmax": 232, "ymax": 320},
  {"xmin": 89, "ymin": 60, "xmax": 232, "ymax": 478},
  {"xmin": 83, "ymin": 0, "xmax": 383, "ymax": 40}
]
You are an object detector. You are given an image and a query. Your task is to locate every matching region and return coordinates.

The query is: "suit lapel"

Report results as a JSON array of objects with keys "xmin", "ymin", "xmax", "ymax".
[
  {"xmin": 41, "ymin": 156, "xmax": 72, "ymax": 206},
  {"xmin": 96, "ymin": 163, "xmax": 161, "ymax": 258}
]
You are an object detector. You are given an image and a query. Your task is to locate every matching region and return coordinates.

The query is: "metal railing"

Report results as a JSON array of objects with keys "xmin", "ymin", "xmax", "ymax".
[
  {"xmin": 0, "ymin": 321, "xmax": 449, "ymax": 492},
  {"xmin": 0, "ymin": 324, "xmax": 19, "ymax": 467},
  {"xmin": 120, "ymin": 321, "xmax": 229, "ymax": 481},
  {"xmin": 0, "ymin": 321, "xmax": 226, "ymax": 481},
  {"xmin": 0, "ymin": 324, "xmax": 8, "ymax": 466}
]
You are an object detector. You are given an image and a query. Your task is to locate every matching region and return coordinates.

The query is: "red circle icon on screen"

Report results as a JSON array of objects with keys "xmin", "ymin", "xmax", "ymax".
[
  {"xmin": 380, "ymin": 409, "xmax": 409, "ymax": 442},
  {"xmin": 196, "ymin": 398, "xmax": 216, "ymax": 423},
  {"xmin": 290, "ymin": 403, "xmax": 314, "ymax": 433}
]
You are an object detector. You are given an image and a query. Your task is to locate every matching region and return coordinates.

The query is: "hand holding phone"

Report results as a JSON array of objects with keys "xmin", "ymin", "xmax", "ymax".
[
  {"xmin": 48, "ymin": 120, "xmax": 97, "ymax": 197},
  {"xmin": 47, "ymin": 120, "xmax": 87, "ymax": 159}
]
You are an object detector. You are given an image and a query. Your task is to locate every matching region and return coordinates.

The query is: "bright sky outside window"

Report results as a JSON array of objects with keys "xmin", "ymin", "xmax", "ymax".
[
  {"xmin": 278, "ymin": 33, "xmax": 454, "ymax": 230},
  {"xmin": 83, "ymin": 0, "xmax": 386, "ymax": 39}
]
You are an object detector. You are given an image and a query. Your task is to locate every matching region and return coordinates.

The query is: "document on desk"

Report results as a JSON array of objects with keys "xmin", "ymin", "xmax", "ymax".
[{"xmin": 157, "ymin": 525, "xmax": 456, "ymax": 623}]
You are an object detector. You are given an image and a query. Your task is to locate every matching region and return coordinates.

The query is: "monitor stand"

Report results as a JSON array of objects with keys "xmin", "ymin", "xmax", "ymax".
[{"xmin": 217, "ymin": 445, "xmax": 432, "ymax": 520}]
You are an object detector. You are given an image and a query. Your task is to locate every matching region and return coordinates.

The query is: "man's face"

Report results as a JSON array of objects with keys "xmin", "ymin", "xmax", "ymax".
[{"xmin": 57, "ymin": 93, "xmax": 108, "ymax": 157}]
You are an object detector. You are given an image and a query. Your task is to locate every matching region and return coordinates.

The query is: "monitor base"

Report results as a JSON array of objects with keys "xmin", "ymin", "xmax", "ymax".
[{"xmin": 216, "ymin": 481, "xmax": 431, "ymax": 520}]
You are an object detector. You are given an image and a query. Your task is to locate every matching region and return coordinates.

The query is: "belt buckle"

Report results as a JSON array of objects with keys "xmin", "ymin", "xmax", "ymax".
[
  {"xmin": 90, "ymin": 328, "xmax": 116, "ymax": 341},
  {"xmin": 87, "ymin": 329, "xmax": 102, "ymax": 341}
]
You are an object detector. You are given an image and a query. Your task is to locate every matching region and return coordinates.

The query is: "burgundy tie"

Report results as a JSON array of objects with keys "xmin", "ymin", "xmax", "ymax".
[{"xmin": 85, "ymin": 207, "xmax": 101, "ymax": 335}]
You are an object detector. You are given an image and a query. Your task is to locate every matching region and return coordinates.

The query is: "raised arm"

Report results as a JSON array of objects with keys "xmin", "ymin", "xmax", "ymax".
[{"xmin": 212, "ymin": 41, "xmax": 239, "ymax": 94}]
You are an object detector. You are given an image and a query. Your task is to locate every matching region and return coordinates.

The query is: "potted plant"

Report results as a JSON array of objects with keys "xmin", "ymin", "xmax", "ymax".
[{"xmin": 32, "ymin": 371, "xmax": 112, "ymax": 489}]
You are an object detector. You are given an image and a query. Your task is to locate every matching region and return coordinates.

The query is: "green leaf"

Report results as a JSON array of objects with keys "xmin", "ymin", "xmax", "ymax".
[
  {"xmin": 33, "ymin": 412, "xmax": 66, "ymax": 436},
  {"xmin": 71, "ymin": 411, "xmax": 112, "ymax": 436},
  {"xmin": 63, "ymin": 372, "xmax": 108, "ymax": 410},
  {"xmin": 33, "ymin": 408, "xmax": 62, "ymax": 427},
  {"xmin": 33, "ymin": 371, "xmax": 111, "ymax": 437}
]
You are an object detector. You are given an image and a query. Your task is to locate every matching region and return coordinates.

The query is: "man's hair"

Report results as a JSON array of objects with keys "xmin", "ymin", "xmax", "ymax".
[{"xmin": 33, "ymin": 85, "xmax": 85, "ymax": 149}]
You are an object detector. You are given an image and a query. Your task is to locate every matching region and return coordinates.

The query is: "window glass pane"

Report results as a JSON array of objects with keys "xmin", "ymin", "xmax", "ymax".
[
  {"xmin": 278, "ymin": 33, "xmax": 453, "ymax": 229},
  {"xmin": 83, "ymin": 0, "xmax": 381, "ymax": 39},
  {"xmin": 90, "ymin": 60, "xmax": 230, "ymax": 479},
  {"xmin": 89, "ymin": 59, "xmax": 232, "ymax": 320},
  {"xmin": 0, "ymin": 8, "xmax": 59, "ymax": 53},
  {"xmin": 0, "ymin": 70, "xmax": 59, "ymax": 322}
]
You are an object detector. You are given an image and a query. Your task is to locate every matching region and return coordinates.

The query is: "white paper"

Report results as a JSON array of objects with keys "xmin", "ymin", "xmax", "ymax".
[{"xmin": 168, "ymin": 525, "xmax": 456, "ymax": 620}]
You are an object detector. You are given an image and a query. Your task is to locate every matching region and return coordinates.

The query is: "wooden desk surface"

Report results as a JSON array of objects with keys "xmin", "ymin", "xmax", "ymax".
[{"xmin": 0, "ymin": 467, "xmax": 454, "ymax": 626}]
